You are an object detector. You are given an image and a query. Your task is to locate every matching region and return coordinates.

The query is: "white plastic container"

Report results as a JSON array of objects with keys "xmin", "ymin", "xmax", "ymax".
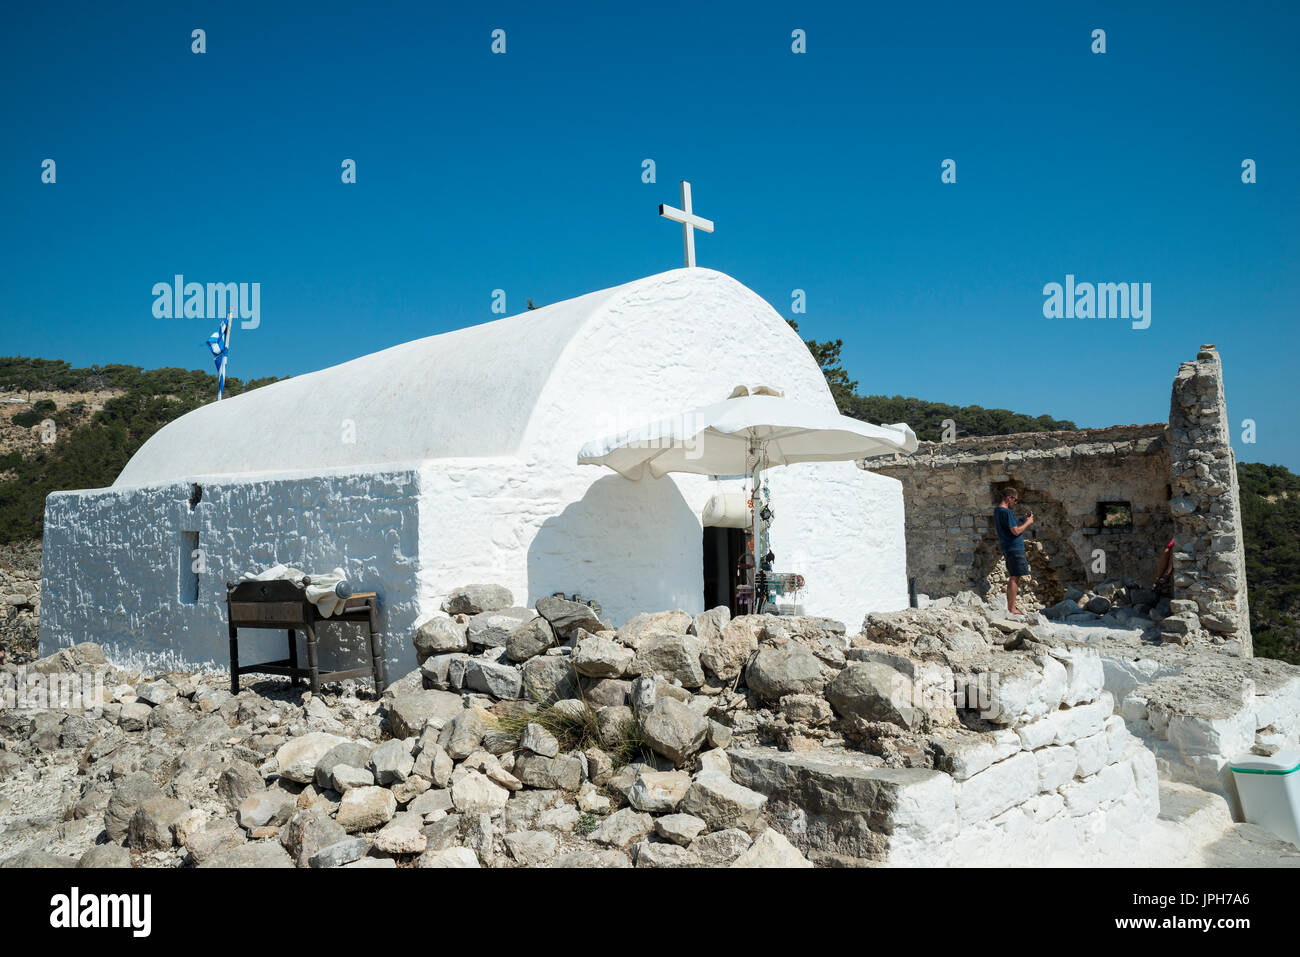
[{"xmin": 1228, "ymin": 749, "xmax": 1300, "ymax": 848}]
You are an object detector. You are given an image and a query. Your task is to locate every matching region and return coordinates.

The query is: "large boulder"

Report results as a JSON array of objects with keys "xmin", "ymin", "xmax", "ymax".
[
  {"xmin": 180, "ymin": 713, "xmax": 231, "ymax": 748},
  {"xmin": 385, "ymin": 689, "xmax": 465, "ymax": 738},
  {"xmin": 442, "ymin": 584, "xmax": 513, "ymax": 616},
  {"xmin": 618, "ymin": 611, "xmax": 693, "ymax": 649},
  {"xmin": 199, "ymin": 841, "xmax": 294, "ymax": 868},
  {"xmin": 520, "ymin": 722, "xmax": 560, "ymax": 758},
  {"xmin": 728, "ymin": 747, "xmax": 954, "ymax": 864},
  {"xmin": 690, "ymin": 828, "xmax": 753, "ymax": 865},
  {"xmin": 78, "ymin": 845, "xmax": 132, "ymax": 868},
  {"xmin": 414, "ymin": 618, "xmax": 469, "ymax": 661},
  {"xmin": 280, "ymin": 808, "xmax": 349, "ymax": 868},
  {"xmin": 118, "ymin": 702, "xmax": 152, "ymax": 732},
  {"xmin": 236, "ymin": 789, "xmax": 296, "ymax": 830},
  {"xmin": 464, "ymin": 659, "xmax": 523, "ymax": 700},
  {"xmin": 699, "ymin": 617, "xmax": 760, "ymax": 682},
  {"xmin": 513, "ymin": 753, "xmax": 584, "ymax": 791},
  {"xmin": 421, "ymin": 653, "xmax": 471, "ymax": 690},
  {"xmin": 688, "ymin": 606, "xmax": 732, "ymax": 643},
  {"xmin": 597, "ymin": 704, "xmax": 636, "ymax": 750},
  {"xmin": 451, "ymin": 770, "xmax": 510, "ymax": 814},
  {"xmin": 136, "ymin": 680, "xmax": 176, "ymax": 707},
  {"xmin": 275, "ymin": 732, "xmax": 351, "ymax": 784},
  {"xmin": 745, "ymin": 644, "xmax": 826, "ymax": 701},
  {"xmin": 186, "ymin": 820, "xmax": 246, "ymax": 865},
  {"xmin": 336, "ymin": 786, "xmax": 397, "ymax": 832},
  {"xmin": 412, "ymin": 740, "xmax": 454, "ymax": 787},
  {"xmin": 104, "ymin": 771, "xmax": 163, "ymax": 841},
  {"xmin": 825, "ymin": 660, "xmax": 920, "ymax": 729},
  {"xmin": 1043, "ymin": 599, "xmax": 1083, "ymax": 621},
  {"xmin": 126, "ymin": 796, "xmax": 188, "ymax": 850},
  {"xmin": 370, "ymin": 738, "xmax": 415, "ymax": 785},
  {"xmin": 419, "ymin": 846, "xmax": 481, "ymax": 868},
  {"xmin": 467, "ymin": 608, "xmax": 537, "ymax": 649},
  {"xmin": 583, "ymin": 677, "xmax": 631, "ymax": 707},
  {"xmin": 731, "ymin": 828, "xmax": 813, "ymax": 868},
  {"xmin": 535, "ymin": 596, "xmax": 603, "ymax": 639},
  {"xmin": 314, "ymin": 741, "xmax": 376, "ymax": 791},
  {"xmin": 590, "ymin": 808, "xmax": 654, "ymax": 848},
  {"xmin": 309, "ymin": 837, "xmax": 369, "ymax": 868},
  {"xmin": 375, "ymin": 813, "xmax": 428, "ymax": 855},
  {"xmin": 148, "ymin": 699, "xmax": 196, "ymax": 734},
  {"xmin": 503, "ymin": 830, "xmax": 559, "ymax": 865},
  {"xmin": 630, "ymin": 635, "xmax": 705, "ymax": 688},
  {"xmin": 438, "ymin": 709, "xmax": 487, "ymax": 760},
  {"xmin": 626, "ymin": 770, "xmax": 692, "ymax": 813},
  {"xmin": 505, "ymin": 617, "xmax": 557, "ymax": 663},
  {"xmin": 573, "ymin": 631, "xmax": 635, "ymax": 678},
  {"xmin": 641, "ymin": 697, "xmax": 709, "ymax": 766},
  {"xmin": 520, "ymin": 655, "xmax": 581, "ymax": 703},
  {"xmin": 679, "ymin": 770, "xmax": 767, "ymax": 831},
  {"xmin": 634, "ymin": 842, "xmax": 702, "ymax": 868},
  {"xmin": 655, "ymin": 813, "xmax": 707, "ymax": 846}
]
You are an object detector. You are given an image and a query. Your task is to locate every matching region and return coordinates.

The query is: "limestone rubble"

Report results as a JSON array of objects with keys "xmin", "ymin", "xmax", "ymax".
[{"xmin": 2, "ymin": 583, "xmax": 1296, "ymax": 868}]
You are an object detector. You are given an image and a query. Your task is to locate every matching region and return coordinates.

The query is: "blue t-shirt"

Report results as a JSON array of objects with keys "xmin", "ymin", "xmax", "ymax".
[{"xmin": 994, "ymin": 506, "xmax": 1024, "ymax": 553}]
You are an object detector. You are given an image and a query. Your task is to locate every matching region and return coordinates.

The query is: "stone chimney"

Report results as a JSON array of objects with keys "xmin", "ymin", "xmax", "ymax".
[{"xmin": 1168, "ymin": 345, "xmax": 1252, "ymax": 653}]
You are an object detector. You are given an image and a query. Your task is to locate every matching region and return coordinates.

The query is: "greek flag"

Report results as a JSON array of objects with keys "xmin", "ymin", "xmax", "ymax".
[{"xmin": 205, "ymin": 317, "xmax": 230, "ymax": 400}]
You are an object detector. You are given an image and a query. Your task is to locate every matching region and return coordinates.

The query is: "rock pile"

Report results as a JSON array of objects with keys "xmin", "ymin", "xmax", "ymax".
[
  {"xmin": 1033, "ymin": 577, "xmax": 1240, "ymax": 651},
  {"xmin": 9, "ymin": 580, "xmax": 1289, "ymax": 868},
  {"xmin": 0, "ymin": 585, "xmax": 818, "ymax": 868}
]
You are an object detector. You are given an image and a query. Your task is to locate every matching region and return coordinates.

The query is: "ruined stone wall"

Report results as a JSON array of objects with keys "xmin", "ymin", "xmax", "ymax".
[
  {"xmin": 1168, "ymin": 345, "xmax": 1252, "ymax": 652},
  {"xmin": 868, "ymin": 424, "xmax": 1174, "ymax": 602}
]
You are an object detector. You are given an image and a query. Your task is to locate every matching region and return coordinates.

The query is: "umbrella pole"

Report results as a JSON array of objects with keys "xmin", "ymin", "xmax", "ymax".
[{"xmin": 750, "ymin": 439, "xmax": 763, "ymax": 614}]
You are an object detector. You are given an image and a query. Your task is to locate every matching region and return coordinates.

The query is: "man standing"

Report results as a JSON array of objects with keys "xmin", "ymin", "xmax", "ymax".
[{"xmin": 994, "ymin": 488, "xmax": 1034, "ymax": 614}]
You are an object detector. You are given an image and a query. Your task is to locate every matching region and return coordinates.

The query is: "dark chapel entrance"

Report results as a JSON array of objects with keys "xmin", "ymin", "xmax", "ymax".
[{"xmin": 702, "ymin": 526, "xmax": 747, "ymax": 616}]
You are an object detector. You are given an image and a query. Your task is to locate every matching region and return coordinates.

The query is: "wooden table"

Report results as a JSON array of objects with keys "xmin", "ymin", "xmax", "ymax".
[{"xmin": 225, "ymin": 578, "xmax": 388, "ymax": 695}]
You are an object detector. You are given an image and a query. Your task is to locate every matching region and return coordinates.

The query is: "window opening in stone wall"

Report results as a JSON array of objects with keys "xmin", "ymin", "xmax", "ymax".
[
  {"xmin": 179, "ymin": 531, "xmax": 200, "ymax": 604},
  {"xmin": 1098, "ymin": 501, "xmax": 1133, "ymax": 530},
  {"xmin": 189, "ymin": 483, "xmax": 203, "ymax": 510}
]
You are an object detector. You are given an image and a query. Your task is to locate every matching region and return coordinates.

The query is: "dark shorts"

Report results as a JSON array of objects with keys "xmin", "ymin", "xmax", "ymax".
[{"xmin": 1004, "ymin": 551, "xmax": 1029, "ymax": 577}]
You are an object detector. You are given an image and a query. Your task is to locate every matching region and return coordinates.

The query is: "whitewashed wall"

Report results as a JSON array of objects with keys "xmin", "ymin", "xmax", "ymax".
[{"xmin": 41, "ymin": 468, "xmax": 422, "ymax": 675}]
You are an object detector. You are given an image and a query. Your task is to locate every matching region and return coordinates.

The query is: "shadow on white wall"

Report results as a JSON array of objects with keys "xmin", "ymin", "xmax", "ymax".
[{"xmin": 527, "ymin": 474, "xmax": 702, "ymax": 627}]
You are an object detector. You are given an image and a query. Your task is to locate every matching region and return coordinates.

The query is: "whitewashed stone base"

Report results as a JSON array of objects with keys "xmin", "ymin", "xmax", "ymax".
[{"xmin": 730, "ymin": 678, "xmax": 1161, "ymax": 867}]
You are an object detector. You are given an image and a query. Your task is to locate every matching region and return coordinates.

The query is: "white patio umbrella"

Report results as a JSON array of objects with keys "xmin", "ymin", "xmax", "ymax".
[{"xmin": 577, "ymin": 387, "xmax": 918, "ymax": 611}]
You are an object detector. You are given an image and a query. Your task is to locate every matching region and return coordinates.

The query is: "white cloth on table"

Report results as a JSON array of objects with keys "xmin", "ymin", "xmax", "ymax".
[{"xmin": 241, "ymin": 564, "xmax": 350, "ymax": 618}]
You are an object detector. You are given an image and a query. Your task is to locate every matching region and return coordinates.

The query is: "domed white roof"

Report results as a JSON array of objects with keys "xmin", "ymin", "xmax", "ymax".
[{"xmin": 114, "ymin": 269, "xmax": 834, "ymax": 487}]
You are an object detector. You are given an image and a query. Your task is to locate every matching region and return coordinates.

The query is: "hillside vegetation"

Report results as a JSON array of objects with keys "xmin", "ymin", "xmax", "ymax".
[
  {"xmin": 0, "ymin": 357, "xmax": 280, "ymax": 541},
  {"xmin": 1239, "ymin": 463, "xmax": 1300, "ymax": 661}
]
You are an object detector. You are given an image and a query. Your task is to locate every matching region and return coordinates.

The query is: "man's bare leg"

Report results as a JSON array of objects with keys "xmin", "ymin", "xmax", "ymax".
[{"xmin": 1007, "ymin": 576, "xmax": 1020, "ymax": 615}]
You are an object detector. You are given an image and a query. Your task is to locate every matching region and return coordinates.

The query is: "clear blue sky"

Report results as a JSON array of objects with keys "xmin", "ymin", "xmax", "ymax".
[{"xmin": 2, "ymin": 1, "xmax": 1297, "ymax": 469}]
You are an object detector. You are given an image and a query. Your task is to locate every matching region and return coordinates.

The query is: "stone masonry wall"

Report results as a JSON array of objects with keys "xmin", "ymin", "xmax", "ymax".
[
  {"xmin": 866, "ymin": 345, "xmax": 1251, "ymax": 649},
  {"xmin": 1168, "ymin": 345, "xmax": 1252, "ymax": 651},
  {"xmin": 868, "ymin": 424, "xmax": 1173, "ymax": 601}
]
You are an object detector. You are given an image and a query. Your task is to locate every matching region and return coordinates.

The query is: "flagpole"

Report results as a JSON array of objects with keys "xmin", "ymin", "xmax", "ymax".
[{"xmin": 219, "ymin": 310, "xmax": 233, "ymax": 401}]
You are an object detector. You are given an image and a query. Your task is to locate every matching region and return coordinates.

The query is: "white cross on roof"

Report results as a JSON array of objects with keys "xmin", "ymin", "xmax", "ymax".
[{"xmin": 659, "ymin": 180, "xmax": 714, "ymax": 268}]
